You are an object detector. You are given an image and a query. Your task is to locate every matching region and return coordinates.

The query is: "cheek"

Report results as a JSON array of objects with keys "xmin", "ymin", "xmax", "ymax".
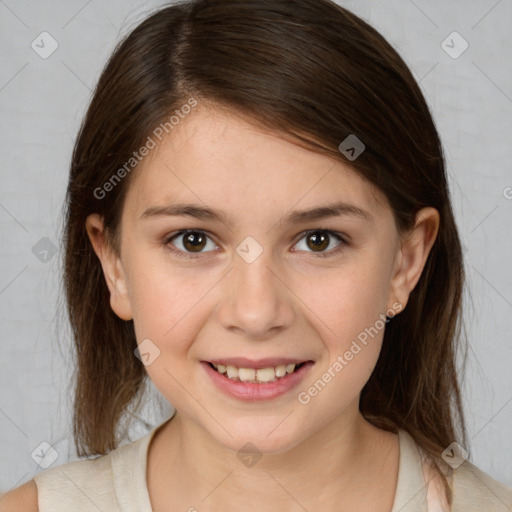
[
  {"xmin": 126, "ymin": 253, "xmax": 218, "ymax": 349},
  {"xmin": 299, "ymin": 255, "xmax": 392, "ymax": 346},
  {"xmin": 292, "ymin": 252, "xmax": 392, "ymax": 405},
  {"xmin": 126, "ymin": 263, "xmax": 211, "ymax": 407},
  {"xmin": 294, "ymin": 264, "xmax": 390, "ymax": 426}
]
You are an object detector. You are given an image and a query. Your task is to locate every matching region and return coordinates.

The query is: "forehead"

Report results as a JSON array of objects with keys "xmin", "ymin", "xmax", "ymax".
[{"xmin": 123, "ymin": 105, "xmax": 389, "ymax": 224}]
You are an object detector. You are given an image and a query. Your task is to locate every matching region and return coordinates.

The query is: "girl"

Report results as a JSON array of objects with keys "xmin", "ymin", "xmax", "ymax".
[{"xmin": 3, "ymin": 0, "xmax": 511, "ymax": 510}]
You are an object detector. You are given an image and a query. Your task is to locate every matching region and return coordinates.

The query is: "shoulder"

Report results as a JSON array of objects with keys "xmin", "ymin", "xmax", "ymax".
[
  {"xmin": 27, "ymin": 434, "xmax": 150, "ymax": 512},
  {"xmin": 451, "ymin": 460, "xmax": 512, "ymax": 510},
  {"xmin": 0, "ymin": 479, "xmax": 38, "ymax": 512},
  {"xmin": 32, "ymin": 450, "xmax": 118, "ymax": 511},
  {"xmin": 0, "ymin": 445, "xmax": 129, "ymax": 512},
  {"xmin": 412, "ymin": 434, "xmax": 512, "ymax": 512}
]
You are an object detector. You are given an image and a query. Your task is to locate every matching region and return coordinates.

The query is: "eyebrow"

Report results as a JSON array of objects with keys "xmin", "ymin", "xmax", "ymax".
[{"xmin": 140, "ymin": 201, "xmax": 373, "ymax": 224}]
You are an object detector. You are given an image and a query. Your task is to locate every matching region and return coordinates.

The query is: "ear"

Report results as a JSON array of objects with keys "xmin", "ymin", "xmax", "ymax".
[
  {"xmin": 85, "ymin": 213, "xmax": 133, "ymax": 321},
  {"xmin": 387, "ymin": 207, "xmax": 440, "ymax": 313}
]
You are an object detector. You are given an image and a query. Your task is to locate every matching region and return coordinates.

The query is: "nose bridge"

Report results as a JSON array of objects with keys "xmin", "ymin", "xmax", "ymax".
[{"xmin": 217, "ymin": 241, "xmax": 294, "ymax": 338}]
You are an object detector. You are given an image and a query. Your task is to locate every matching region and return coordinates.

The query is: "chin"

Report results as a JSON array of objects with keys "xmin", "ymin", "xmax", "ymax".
[{"xmin": 211, "ymin": 419, "xmax": 307, "ymax": 456}]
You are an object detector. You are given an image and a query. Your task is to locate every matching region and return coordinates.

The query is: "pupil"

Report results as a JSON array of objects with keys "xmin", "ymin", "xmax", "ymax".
[
  {"xmin": 184, "ymin": 232, "xmax": 206, "ymax": 252},
  {"xmin": 308, "ymin": 232, "xmax": 329, "ymax": 251}
]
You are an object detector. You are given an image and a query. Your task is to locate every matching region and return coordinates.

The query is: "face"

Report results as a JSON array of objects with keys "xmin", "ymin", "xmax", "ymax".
[{"xmin": 87, "ymin": 104, "xmax": 437, "ymax": 455}]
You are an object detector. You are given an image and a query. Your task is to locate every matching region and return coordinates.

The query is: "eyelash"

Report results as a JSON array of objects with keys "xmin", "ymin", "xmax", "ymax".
[{"xmin": 163, "ymin": 229, "xmax": 348, "ymax": 260}]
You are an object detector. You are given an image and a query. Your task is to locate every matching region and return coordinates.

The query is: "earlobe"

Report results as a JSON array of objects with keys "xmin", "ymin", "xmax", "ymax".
[
  {"xmin": 85, "ymin": 214, "xmax": 133, "ymax": 321},
  {"xmin": 388, "ymin": 207, "xmax": 440, "ymax": 312}
]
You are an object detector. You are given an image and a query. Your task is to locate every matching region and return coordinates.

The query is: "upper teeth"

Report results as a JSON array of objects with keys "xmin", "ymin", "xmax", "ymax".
[{"xmin": 213, "ymin": 363, "xmax": 298, "ymax": 383}]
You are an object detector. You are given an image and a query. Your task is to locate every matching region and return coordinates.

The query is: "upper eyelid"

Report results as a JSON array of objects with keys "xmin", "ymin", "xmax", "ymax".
[{"xmin": 166, "ymin": 229, "xmax": 218, "ymax": 245}]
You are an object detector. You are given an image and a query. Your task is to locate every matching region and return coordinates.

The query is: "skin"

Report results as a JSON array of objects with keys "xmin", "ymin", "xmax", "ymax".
[{"xmin": 86, "ymin": 104, "xmax": 439, "ymax": 512}]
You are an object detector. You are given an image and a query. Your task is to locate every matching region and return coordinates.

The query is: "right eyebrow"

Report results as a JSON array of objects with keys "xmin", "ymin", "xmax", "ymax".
[{"xmin": 140, "ymin": 203, "xmax": 227, "ymax": 223}]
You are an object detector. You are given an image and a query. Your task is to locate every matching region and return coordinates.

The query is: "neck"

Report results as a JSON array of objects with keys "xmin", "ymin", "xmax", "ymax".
[{"xmin": 147, "ymin": 404, "xmax": 399, "ymax": 511}]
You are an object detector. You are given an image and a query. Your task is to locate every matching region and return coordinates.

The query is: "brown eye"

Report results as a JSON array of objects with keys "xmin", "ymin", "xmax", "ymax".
[
  {"xmin": 166, "ymin": 230, "xmax": 217, "ymax": 257},
  {"xmin": 306, "ymin": 231, "xmax": 330, "ymax": 251},
  {"xmin": 182, "ymin": 231, "xmax": 207, "ymax": 252},
  {"xmin": 293, "ymin": 230, "xmax": 346, "ymax": 257}
]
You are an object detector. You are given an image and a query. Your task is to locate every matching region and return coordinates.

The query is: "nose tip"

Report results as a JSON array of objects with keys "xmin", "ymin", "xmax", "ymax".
[{"xmin": 216, "ymin": 252, "xmax": 295, "ymax": 339}]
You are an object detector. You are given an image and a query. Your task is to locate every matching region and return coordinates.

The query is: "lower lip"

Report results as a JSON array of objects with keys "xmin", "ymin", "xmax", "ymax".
[{"xmin": 201, "ymin": 361, "xmax": 314, "ymax": 401}]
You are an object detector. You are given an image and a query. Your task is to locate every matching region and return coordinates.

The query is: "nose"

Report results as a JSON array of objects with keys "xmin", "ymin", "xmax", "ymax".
[{"xmin": 216, "ymin": 249, "xmax": 295, "ymax": 340}]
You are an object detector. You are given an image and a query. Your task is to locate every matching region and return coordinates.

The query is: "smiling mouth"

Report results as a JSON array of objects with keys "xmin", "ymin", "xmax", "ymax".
[{"xmin": 207, "ymin": 361, "xmax": 309, "ymax": 384}]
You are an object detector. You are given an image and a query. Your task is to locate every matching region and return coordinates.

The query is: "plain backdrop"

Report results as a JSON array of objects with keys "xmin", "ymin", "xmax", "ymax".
[{"xmin": 0, "ymin": 0, "xmax": 511, "ymax": 492}]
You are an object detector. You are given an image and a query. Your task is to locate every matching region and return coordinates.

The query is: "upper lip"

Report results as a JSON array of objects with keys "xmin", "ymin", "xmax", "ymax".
[{"xmin": 205, "ymin": 357, "xmax": 312, "ymax": 369}]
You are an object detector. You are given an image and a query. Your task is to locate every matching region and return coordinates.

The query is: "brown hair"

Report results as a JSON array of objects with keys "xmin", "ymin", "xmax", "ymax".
[{"xmin": 63, "ymin": 0, "xmax": 467, "ymax": 500}]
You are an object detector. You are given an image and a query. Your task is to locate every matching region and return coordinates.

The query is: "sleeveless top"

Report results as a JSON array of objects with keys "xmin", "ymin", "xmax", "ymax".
[{"xmin": 33, "ymin": 417, "xmax": 512, "ymax": 511}]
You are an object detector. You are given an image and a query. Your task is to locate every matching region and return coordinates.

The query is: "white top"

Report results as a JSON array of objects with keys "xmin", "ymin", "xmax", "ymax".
[{"xmin": 33, "ymin": 417, "xmax": 512, "ymax": 511}]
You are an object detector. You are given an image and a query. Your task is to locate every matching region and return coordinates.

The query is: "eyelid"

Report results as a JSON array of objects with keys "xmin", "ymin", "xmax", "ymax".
[
  {"xmin": 164, "ymin": 228, "xmax": 348, "ymax": 259},
  {"xmin": 164, "ymin": 229, "xmax": 220, "ymax": 259},
  {"xmin": 292, "ymin": 229, "xmax": 347, "ymax": 259}
]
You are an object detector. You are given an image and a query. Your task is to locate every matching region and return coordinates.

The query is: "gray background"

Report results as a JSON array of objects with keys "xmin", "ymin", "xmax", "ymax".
[{"xmin": 0, "ymin": 0, "xmax": 511, "ymax": 493}]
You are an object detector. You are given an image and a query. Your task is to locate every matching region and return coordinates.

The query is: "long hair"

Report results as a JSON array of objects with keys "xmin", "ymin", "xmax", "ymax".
[{"xmin": 63, "ymin": 0, "xmax": 467, "ymax": 501}]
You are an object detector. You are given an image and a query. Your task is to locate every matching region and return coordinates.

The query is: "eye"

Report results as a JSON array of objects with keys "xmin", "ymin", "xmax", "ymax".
[
  {"xmin": 164, "ymin": 228, "xmax": 348, "ymax": 260},
  {"xmin": 165, "ymin": 230, "xmax": 218, "ymax": 258},
  {"xmin": 293, "ymin": 230, "xmax": 347, "ymax": 258}
]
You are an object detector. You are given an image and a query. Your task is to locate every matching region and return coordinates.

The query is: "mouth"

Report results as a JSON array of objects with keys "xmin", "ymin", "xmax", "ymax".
[
  {"xmin": 201, "ymin": 358, "xmax": 314, "ymax": 401},
  {"xmin": 206, "ymin": 360, "xmax": 310, "ymax": 384}
]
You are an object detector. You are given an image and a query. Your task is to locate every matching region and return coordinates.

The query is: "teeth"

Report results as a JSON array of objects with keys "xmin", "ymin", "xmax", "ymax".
[
  {"xmin": 212, "ymin": 362, "xmax": 300, "ymax": 383},
  {"xmin": 275, "ymin": 364, "xmax": 287, "ymax": 377},
  {"xmin": 226, "ymin": 365, "xmax": 238, "ymax": 379},
  {"xmin": 238, "ymin": 368, "xmax": 256, "ymax": 382},
  {"xmin": 256, "ymin": 367, "xmax": 276, "ymax": 382}
]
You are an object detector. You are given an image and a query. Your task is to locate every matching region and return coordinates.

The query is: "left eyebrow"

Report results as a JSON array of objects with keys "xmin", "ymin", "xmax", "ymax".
[
  {"xmin": 283, "ymin": 201, "xmax": 373, "ymax": 224},
  {"xmin": 139, "ymin": 201, "xmax": 373, "ymax": 224}
]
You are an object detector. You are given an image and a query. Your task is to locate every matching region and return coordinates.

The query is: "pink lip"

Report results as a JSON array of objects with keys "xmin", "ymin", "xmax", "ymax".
[
  {"xmin": 201, "ymin": 360, "xmax": 314, "ymax": 401},
  {"xmin": 206, "ymin": 357, "xmax": 309, "ymax": 369}
]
